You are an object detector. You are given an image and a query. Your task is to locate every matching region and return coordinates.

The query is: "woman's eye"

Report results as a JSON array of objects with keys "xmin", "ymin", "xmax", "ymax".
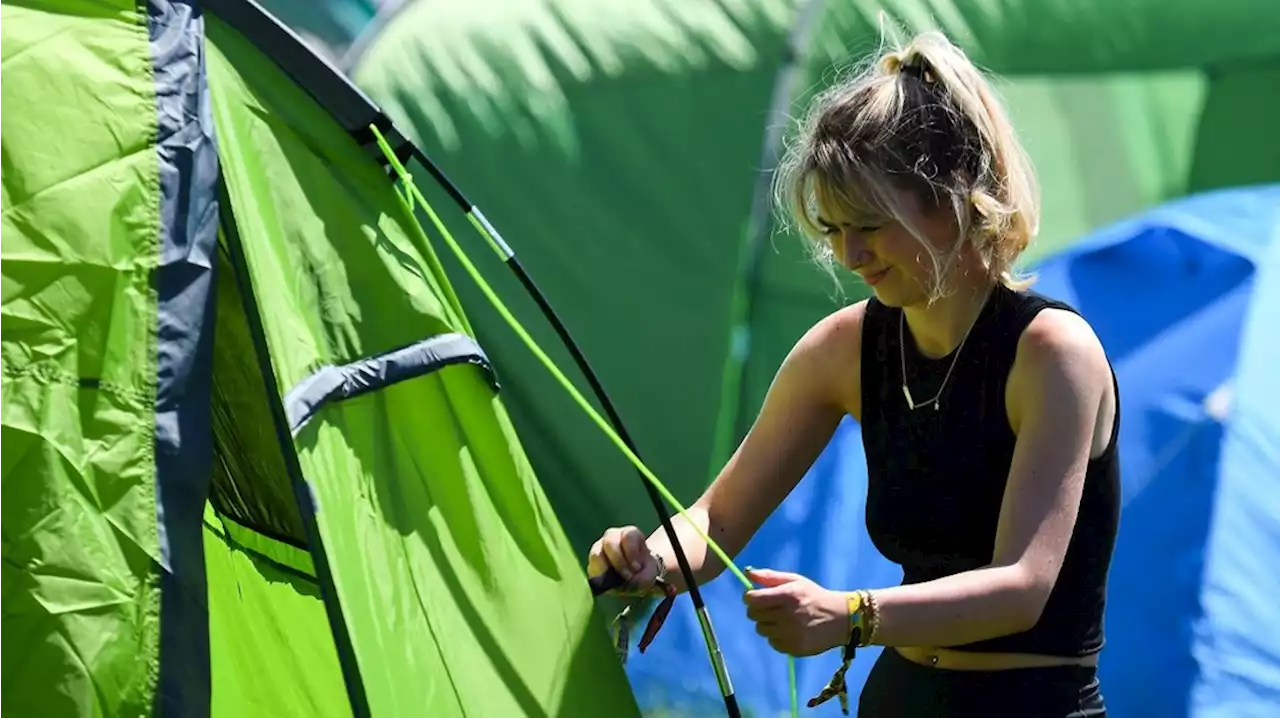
[{"xmin": 818, "ymin": 222, "xmax": 880, "ymax": 236}]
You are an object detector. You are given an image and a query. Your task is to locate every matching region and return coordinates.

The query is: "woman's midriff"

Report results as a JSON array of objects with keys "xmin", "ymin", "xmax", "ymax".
[{"xmin": 893, "ymin": 645, "xmax": 1099, "ymax": 671}]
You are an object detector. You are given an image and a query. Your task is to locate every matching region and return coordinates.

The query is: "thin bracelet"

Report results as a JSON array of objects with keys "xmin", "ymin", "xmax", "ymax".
[
  {"xmin": 650, "ymin": 550, "xmax": 668, "ymax": 585},
  {"xmin": 861, "ymin": 589, "xmax": 880, "ymax": 646}
]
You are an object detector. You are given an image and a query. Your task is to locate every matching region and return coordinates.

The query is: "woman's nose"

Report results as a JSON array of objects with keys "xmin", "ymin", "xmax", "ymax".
[{"xmin": 841, "ymin": 228, "xmax": 873, "ymax": 266}]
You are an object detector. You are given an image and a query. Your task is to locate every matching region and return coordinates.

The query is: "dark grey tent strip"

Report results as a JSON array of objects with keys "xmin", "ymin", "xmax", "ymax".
[
  {"xmin": 284, "ymin": 333, "xmax": 498, "ymax": 435},
  {"xmin": 149, "ymin": 1, "xmax": 219, "ymax": 715}
]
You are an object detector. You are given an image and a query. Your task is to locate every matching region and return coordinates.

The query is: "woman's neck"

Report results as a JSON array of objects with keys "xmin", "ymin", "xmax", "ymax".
[{"xmin": 902, "ymin": 274, "xmax": 998, "ymax": 360}]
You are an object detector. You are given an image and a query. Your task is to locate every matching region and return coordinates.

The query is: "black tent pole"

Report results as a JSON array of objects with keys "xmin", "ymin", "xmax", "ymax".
[{"xmin": 405, "ymin": 145, "xmax": 740, "ymax": 718}]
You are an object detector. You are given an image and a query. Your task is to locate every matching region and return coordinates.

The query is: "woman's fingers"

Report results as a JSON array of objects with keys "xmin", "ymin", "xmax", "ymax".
[
  {"xmin": 619, "ymin": 526, "xmax": 650, "ymax": 573},
  {"xmin": 629, "ymin": 555, "xmax": 660, "ymax": 590},
  {"xmin": 586, "ymin": 538, "xmax": 610, "ymax": 579},
  {"xmin": 619, "ymin": 527, "xmax": 663, "ymax": 591},
  {"xmin": 609, "ymin": 528, "xmax": 637, "ymax": 576},
  {"xmin": 588, "ymin": 526, "xmax": 659, "ymax": 592}
]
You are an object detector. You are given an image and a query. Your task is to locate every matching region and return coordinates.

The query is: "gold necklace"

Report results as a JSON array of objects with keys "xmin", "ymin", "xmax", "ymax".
[{"xmin": 898, "ymin": 289, "xmax": 991, "ymax": 412}]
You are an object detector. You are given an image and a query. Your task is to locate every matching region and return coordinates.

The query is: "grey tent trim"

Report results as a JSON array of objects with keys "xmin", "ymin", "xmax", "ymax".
[
  {"xmin": 284, "ymin": 333, "xmax": 499, "ymax": 435},
  {"xmin": 148, "ymin": 1, "xmax": 221, "ymax": 715}
]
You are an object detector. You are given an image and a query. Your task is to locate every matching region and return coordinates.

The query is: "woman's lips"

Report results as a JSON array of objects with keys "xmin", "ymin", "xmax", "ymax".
[{"xmin": 861, "ymin": 267, "xmax": 890, "ymax": 286}]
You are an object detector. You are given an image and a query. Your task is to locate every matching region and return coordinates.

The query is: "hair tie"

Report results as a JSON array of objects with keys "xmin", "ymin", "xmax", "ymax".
[{"xmin": 900, "ymin": 60, "xmax": 936, "ymax": 85}]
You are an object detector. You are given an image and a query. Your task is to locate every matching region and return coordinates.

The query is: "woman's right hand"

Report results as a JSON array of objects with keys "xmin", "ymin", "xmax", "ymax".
[{"xmin": 587, "ymin": 525, "xmax": 661, "ymax": 595}]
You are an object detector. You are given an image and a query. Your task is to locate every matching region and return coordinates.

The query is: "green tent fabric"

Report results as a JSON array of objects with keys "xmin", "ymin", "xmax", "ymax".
[
  {"xmin": 2, "ymin": 1, "xmax": 636, "ymax": 716},
  {"xmin": 348, "ymin": 0, "xmax": 1280, "ymax": 554}
]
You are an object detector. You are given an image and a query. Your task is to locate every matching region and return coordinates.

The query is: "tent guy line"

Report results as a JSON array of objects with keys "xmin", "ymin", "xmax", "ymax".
[{"xmin": 366, "ymin": 125, "xmax": 797, "ymax": 718}]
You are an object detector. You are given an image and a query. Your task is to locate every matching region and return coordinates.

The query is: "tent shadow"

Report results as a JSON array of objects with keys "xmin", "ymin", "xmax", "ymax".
[
  {"xmin": 363, "ymin": 395, "xmax": 620, "ymax": 718},
  {"xmin": 380, "ymin": 465, "xmax": 617, "ymax": 718},
  {"xmin": 415, "ymin": 520, "xmax": 557, "ymax": 718}
]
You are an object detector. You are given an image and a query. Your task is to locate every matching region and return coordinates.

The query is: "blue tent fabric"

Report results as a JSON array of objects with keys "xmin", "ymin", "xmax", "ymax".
[
  {"xmin": 624, "ymin": 184, "xmax": 1280, "ymax": 717},
  {"xmin": 1033, "ymin": 184, "xmax": 1279, "ymax": 718},
  {"xmin": 1189, "ymin": 203, "xmax": 1280, "ymax": 718}
]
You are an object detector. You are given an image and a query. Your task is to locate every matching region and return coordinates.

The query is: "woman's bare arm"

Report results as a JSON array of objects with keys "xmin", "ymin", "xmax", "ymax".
[{"xmin": 645, "ymin": 304, "xmax": 863, "ymax": 591}]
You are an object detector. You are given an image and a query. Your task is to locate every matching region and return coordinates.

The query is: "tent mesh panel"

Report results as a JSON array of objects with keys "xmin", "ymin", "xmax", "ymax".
[{"xmin": 210, "ymin": 230, "xmax": 308, "ymax": 547}]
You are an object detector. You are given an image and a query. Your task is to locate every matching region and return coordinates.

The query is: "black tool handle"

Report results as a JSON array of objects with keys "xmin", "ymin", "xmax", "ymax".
[{"xmin": 588, "ymin": 567, "xmax": 627, "ymax": 596}]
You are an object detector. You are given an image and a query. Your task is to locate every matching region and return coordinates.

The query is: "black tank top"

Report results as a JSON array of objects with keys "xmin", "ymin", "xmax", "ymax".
[{"xmin": 860, "ymin": 284, "xmax": 1121, "ymax": 656}]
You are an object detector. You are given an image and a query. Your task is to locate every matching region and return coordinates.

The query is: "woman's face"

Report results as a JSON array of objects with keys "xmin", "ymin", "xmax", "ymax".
[{"xmin": 818, "ymin": 195, "xmax": 957, "ymax": 308}]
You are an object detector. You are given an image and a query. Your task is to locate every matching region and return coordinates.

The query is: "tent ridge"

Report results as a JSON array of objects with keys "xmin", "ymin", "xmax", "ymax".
[{"xmin": 201, "ymin": 0, "xmax": 413, "ymax": 152}]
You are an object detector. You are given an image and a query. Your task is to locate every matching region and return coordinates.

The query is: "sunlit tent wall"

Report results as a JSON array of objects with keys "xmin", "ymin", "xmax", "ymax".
[
  {"xmin": 1, "ymin": 1, "xmax": 635, "ymax": 716},
  {"xmin": 348, "ymin": 0, "xmax": 1280, "ymax": 556}
]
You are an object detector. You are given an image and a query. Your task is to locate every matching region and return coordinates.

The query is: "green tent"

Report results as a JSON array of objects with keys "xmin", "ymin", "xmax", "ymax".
[
  {"xmin": 1, "ymin": 0, "xmax": 637, "ymax": 715},
  {"xmin": 344, "ymin": 0, "xmax": 1280, "ymax": 553}
]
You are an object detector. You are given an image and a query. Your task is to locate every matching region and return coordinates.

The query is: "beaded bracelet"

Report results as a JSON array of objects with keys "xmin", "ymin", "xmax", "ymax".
[{"xmin": 861, "ymin": 589, "xmax": 880, "ymax": 646}]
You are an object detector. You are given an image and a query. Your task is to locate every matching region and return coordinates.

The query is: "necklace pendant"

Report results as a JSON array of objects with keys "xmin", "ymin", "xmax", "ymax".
[
  {"xmin": 902, "ymin": 383, "xmax": 915, "ymax": 410},
  {"xmin": 934, "ymin": 401, "xmax": 940, "ymax": 412}
]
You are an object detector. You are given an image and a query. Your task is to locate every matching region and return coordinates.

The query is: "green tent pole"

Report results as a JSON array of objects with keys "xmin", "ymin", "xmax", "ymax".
[{"xmin": 387, "ymin": 136, "xmax": 745, "ymax": 718}]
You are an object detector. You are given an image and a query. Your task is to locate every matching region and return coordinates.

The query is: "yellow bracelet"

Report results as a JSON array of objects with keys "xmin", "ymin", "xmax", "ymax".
[{"xmin": 846, "ymin": 591, "xmax": 866, "ymax": 646}]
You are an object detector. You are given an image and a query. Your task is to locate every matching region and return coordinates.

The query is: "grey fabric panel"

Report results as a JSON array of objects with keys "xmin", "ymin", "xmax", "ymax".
[
  {"xmin": 284, "ymin": 333, "xmax": 498, "ymax": 435},
  {"xmin": 148, "ymin": 1, "xmax": 219, "ymax": 715}
]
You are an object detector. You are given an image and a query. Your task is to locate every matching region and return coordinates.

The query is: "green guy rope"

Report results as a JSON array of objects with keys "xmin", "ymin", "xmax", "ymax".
[
  {"xmin": 369, "ymin": 124, "xmax": 802, "ymax": 718},
  {"xmin": 370, "ymin": 125, "xmax": 748, "ymax": 586}
]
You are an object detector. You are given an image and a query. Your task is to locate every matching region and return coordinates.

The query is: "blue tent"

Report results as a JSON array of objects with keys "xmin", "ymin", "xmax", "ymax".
[{"xmin": 625, "ymin": 184, "xmax": 1280, "ymax": 717}]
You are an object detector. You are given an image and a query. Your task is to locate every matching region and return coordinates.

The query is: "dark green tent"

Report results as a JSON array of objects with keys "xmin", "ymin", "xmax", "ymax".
[{"xmin": 344, "ymin": 0, "xmax": 1280, "ymax": 553}]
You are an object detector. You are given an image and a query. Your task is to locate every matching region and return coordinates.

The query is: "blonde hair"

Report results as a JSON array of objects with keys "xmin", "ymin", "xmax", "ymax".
[{"xmin": 774, "ymin": 30, "xmax": 1039, "ymax": 300}]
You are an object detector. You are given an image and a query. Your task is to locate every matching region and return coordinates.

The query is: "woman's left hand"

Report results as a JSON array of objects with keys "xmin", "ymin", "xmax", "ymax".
[{"xmin": 743, "ymin": 568, "xmax": 850, "ymax": 657}]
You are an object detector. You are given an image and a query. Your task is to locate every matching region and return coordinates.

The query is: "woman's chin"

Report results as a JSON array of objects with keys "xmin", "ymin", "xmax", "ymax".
[
  {"xmin": 870, "ymin": 286, "xmax": 904, "ymax": 307},
  {"xmin": 865, "ymin": 276, "xmax": 904, "ymax": 306}
]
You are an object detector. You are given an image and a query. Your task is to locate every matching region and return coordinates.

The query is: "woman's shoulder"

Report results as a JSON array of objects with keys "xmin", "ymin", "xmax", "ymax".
[
  {"xmin": 781, "ymin": 300, "xmax": 870, "ymax": 412},
  {"xmin": 969, "ymin": 287, "xmax": 1117, "ymax": 456},
  {"xmin": 1006, "ymin": 301, "xmax": 1115, "ymax": 440},
  {"xmin": 1014, "ymin": 298, "xmax": 1108, "ymax": 371},
  {"xmin": 994, "ymin": 287, "xmax": 1107, "ymax": 368},
  {"xmin": 802, "ymin": 299, "xmax": 871, "ymax": 358}
]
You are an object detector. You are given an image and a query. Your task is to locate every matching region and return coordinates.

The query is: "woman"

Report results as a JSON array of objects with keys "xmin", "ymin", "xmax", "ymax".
[{"xmin": 587, "ymin": 31, "xmax": 1119, "ymax": 717}]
